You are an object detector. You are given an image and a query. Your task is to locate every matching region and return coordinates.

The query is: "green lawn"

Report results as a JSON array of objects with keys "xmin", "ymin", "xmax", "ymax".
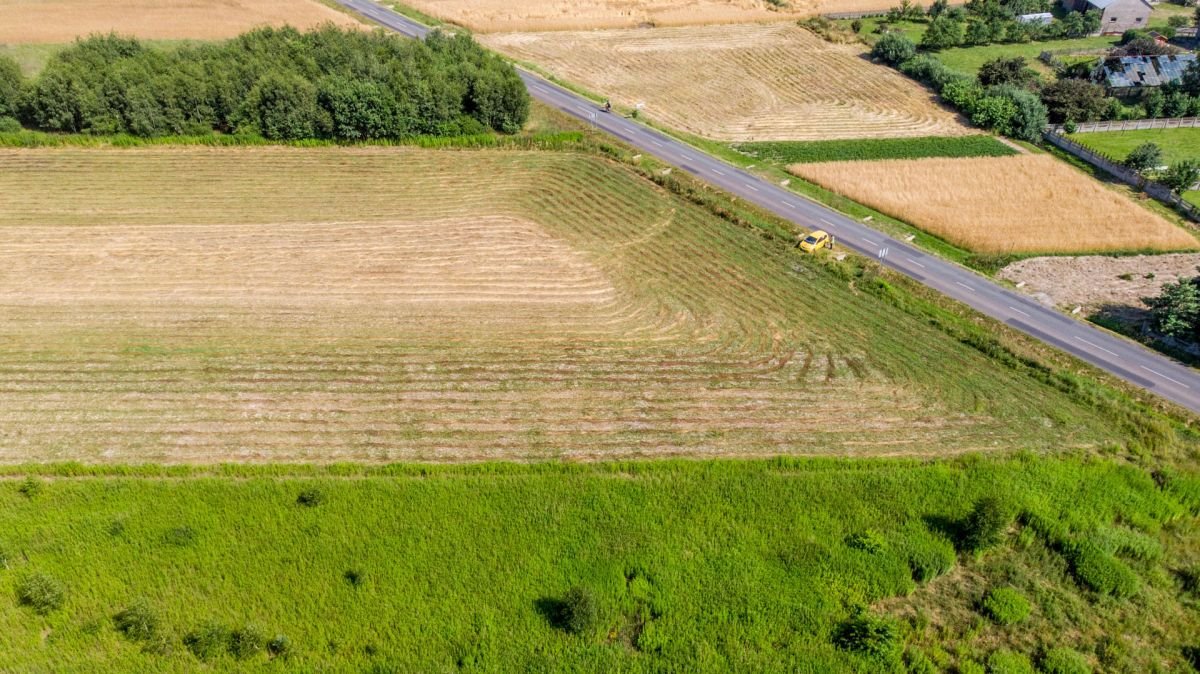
[
  {"xmin": 1, "ymin": 456, "xmax": 1197, "ymax": 672},
  {"xmin": 935, "ymin": 35, "xmax": 1119, "ymax": 76},
  {"xmin": 1069, "ymin": 126, "xmax": 1200, "ymax": 164}
]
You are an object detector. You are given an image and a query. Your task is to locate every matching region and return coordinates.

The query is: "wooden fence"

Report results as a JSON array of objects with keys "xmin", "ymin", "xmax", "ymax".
[{"xmin": 1043, "ymin": 130, "xmax": 1200, "ymax": 221}]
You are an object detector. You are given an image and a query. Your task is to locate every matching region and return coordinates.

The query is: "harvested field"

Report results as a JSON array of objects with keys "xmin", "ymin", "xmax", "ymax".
[
  {"xmin": 0, "ymin": 147, "xmax": 1123, "ymax": 463},
  {"xmin": 399, "ymin": 0, "xmax": 897, "ymax": 32},
  {"xmin": 484, "ymin": 23, "xmax": 974, "ymax": 141},
  {"xmin": 789, "ymin": 155, "xmax": 1198, "ymax": 254},
  {"xmin": 0, "ymin": 0, "xmax": 360, "ymax": 44},
  {"xmin": 999, "ymin": 253, "xmax": 1200, "ymax": 314}
]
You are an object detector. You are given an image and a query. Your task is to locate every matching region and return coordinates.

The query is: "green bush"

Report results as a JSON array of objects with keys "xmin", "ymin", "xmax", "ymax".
[
  {"xmin": 873, "ymin": 32, "xmax": 917, "ymax": 65},
  {"xmin": 113, "ymin": 600, "xmax": 159, "ymax": 641},
  {"xmin": 18, "ymin": 476, "xmax": 43, "ymax": 498},
  {"xmin": 961, "ymin": 496, "xmax": 1013, "ymax": 552},
  {"xmin": 981, "ymin": 587, "xmax": 1031, "ymax": 625},
  {"xmin": 987, "ymin": 648, "xmax": 1035, "ymax": 674},
  {"xmin": 1039, "ymin": 647, "xmax": 1091, "ymax": 674},
  {"xmin": 561, "ymin": 586, "xmax": 599, "ymax": 636},
  {"xmin": 16, "ymin": 573, "xmax": 65, "ymax": 614},
  {"xmin": 344, "ymin": 569, "xmax": 364, "ymax": 587},
  {"xmin": 846, "ymin": 530, "xmax": 887, "ymax": 553},
  {"xmin": 228, "ymin": 624, "xmax": 267, "ymax": 659},
  {"xmin": 184, "ymin": 621, "xmax": 231, "ymax": 661},
  {"xmin": 833, "ymin": 610, "xmax": 900, "ymax": 660},
  {"xmin": 0, "ymin": 116, "xmax": 20, "ymax": 133},
  {"xmin": 1065, "ymin": 542, "xmax": 1139, "ymax": 598},
  {"xmin": 268, "ymin": 634, "xmax": 292, "ymax": 658},
  {"xmin": 296, "ymin": 488, "xmax": 325, "ymax": 507},
  {"xmin": 0, "ymin": 55, "xmax": 19, "ymax": 119}
]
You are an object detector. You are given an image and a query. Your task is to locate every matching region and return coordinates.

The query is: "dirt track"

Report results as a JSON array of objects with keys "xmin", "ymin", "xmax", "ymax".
[
  {"xmin": 485, "ymin": 23, "xmax": 974, "ymax": 141},
  {"xmin": 0, "ymin": 0, "xmax": 361, "ymax": 44}
]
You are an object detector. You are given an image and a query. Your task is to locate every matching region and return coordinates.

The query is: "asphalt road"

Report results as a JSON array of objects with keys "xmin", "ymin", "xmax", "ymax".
[{"xmin": 336, "ymin": 0, "xmax": 1200, "ymax": 415}]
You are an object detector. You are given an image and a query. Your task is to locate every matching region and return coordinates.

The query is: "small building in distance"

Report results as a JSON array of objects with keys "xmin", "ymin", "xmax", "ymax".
[
  {"xmin": 1095, "ymin": 53, "xmax": 1198, "ymax": 89},
  {"xmin": 1064, "ymin": 0, "xmax": 1152, "ymax": 35}
]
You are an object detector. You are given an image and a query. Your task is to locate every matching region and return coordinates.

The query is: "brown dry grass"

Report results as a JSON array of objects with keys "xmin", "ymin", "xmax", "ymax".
[
  {"xmin": 0, "ymin": 0, "xmax": 361, "ymax": 44},
  {"xmin": 0, "ymin": 147, "xmax": 1120, "ymax": 463},
  {"xmin": 789, "ymin": 155, "xmax": 1198, "ymax": 254},
  {"xmin": 399, "ymin": 0, "xmax": 897, "ymax": 32},
  {"xmin": 484, "ymin": 23, "xmax": 974, "ymax": 141}
]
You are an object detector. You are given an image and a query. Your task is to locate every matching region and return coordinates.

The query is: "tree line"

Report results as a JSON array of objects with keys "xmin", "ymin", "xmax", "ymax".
[
  {"xmin": 872, "ymin": 0, "xmax": 1101, "ymax": 51},
  {"xmin": 0, "ymin": 26, "xmax": 530, "ymax": 140}
]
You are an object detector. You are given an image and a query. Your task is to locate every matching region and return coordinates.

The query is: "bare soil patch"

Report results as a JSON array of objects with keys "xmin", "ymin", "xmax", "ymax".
[
  {"xmin": 0, "ymin": 0, "xmax": 360, "ymax": 44},
  {"xmin": 485, "ymin": 23, "xmax": 973, "ymax": 141},
  {"xmin": 789, "ymin": 155, "xmax": 1198, "ymax": 254},
  {"xmin": 398, "ymin": 0, "xmax": 898, "ymax": 32},
  {"xmin": 998, "ymin": 253, "xmax": 1200, "ymax": 314}
]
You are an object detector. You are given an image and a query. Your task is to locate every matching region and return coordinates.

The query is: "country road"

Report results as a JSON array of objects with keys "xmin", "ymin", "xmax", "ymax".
[{"xmin": 336, "ymin": 0, "xmax": 1200, "ymax": 415}]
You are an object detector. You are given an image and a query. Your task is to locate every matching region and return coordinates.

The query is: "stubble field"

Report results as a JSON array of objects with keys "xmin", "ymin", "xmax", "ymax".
[
  {"xmin": 0, "ymin": 0, "xmax": 360, "ymax": 44},
  {"xmin": 0, "ymin": 146, "xmax": 1125, "ymax": 463},
  {"xmin": 789, "ymin": 154, "xmax": 1198, "ymax": 254},
  {"xmin": 395, "ymin": 0, "xmax": 898, "ymax": 32},
  {"xmin": 484, "ymin": 23, "xmax": 974, "ymax": 141}
]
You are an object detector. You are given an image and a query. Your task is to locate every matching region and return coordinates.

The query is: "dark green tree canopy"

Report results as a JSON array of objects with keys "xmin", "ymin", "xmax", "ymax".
[{"xmin": 15, "ymin": 26, "xmax": 529, "ymax": 140}]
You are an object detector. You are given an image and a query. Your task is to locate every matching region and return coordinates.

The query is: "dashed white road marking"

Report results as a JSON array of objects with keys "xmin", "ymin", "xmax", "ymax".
[
  {"xmin": 781, "ymin": 200, "xmax": 796, "ymax": 209},
  {"xmin": 651, "ymin": 140, "xmax": 663, "ymax": 148},
  {"xmin": 861, "ymin": 237, "xmax": 878, "ymax": 247},
  {"xmin": 711, "ymin": 168, "xmax": 725, "ymax": 176},
  {"xmin": 955, "ymin": 281, "xmax": 975, "ymax": 292},
  {"xmin": 681, "ymin": 154, "xmax": 695, "ymax": 162},
  {"xmin": 1141, "ymin": 366, "xmax": 1190, "ymax": 388},
  {"xmin": 1074, "ymin": 335, "xmax": 1118, "ymax": 357},
  {"xmin": 744, "ymin": 183, "xmax": 758, "ymax": 192},
  {"xmin": 1007, "ymin": 305, "xmax": 1031, "ymax": 318},
  {"xmin": 905, "ymin": 257, "xmax": 926, "ymax": 269}
]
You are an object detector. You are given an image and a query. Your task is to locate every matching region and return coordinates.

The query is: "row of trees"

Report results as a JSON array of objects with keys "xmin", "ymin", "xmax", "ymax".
[
  {"xmin": 1121, "ymin": 142, "xmax": 1200, "ymax": 195},
  {"xmin": 881, "ymin": 0, "xmax": 1101, "ymax": 51},
  {"xmin": 0, "ymin": 26, "xmax": 529, "ymax": 140},
  {"xmin": 874, "ymin": 35, "xmax": 1048, "ymax": 140}
]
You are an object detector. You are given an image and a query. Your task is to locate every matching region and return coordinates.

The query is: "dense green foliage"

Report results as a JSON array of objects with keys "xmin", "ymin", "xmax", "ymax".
[
  {"xmin": 873, "ymin": 32, "xmax": 918, "ymax": 65},
  {"xmin": 981, "ymin": 587, "xmax": 1031, "ymax": 625},
  {"xmin": 885, "ymin": 0, "xmax": 1100, "ymax": 51},
  {"xmin": 0, "ymin": 54, "xmax": 20, "ymax": 120},
  {"xmin": 977, "ymin": 56, "xmax": 1037, "ymax": 88},
  {"xmin": 1147, "ymin": 275, "xmax": 1200, "ymax": 342},
  {"xmin": 11, "ymin": 27, "xmax": 528, "ymax": 139},
  {"xmin": 0, "ymin": 456, "xmax": 1196, "ymax": 671},
  {"xmin": 1123, "ymin": 142, "xmax": 1163, "ymax": 175},
  {"xmin": 961, "ymin": 496, "xmax": 1013, "ymax": 552},
  {"xmin": 897, "ymin": 54, "xmax": 1047, "ymax": 140},
  {"xmin": 735, "ymin": 135, "xmax": 1016, "ymax": 163}
]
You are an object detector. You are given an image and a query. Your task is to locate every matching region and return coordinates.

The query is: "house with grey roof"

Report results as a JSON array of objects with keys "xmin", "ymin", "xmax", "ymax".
[
  {"xmin": 1064, "ymin": 0, "xmax": 1152, "ymax": 35},
  {"xmin": 1094, "ymin": 53, "xmax": 1197, "ymax": 89}
]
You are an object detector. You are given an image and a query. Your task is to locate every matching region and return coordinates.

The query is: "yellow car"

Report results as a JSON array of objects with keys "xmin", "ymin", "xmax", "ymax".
[{"xmin": 799, "ymin": 230, "xmax": 831, "ymax": 253}]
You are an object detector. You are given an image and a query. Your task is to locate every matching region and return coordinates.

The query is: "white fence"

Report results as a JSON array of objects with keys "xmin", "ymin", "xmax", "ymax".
[{"xmin": 1059, "ymin": 117, "xmax": 1200, "ymax": 133}]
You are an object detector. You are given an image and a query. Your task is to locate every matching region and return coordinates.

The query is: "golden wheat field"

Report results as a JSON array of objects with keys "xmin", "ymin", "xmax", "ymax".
[
  {"xmin": 484, "ymin": 24, "xmax": 974, "ymax": 141},
  {"xmin": 397, "ymin": 0, "xmax": 897, "ymax": 32},
  {"xmin": 0, "ymin": 0, "xmax": 361, "ymax": 44},
  {"xmin": 790, "ymin": 155, "xmax": 1198, "ymax": 254},
  {"xmin": 0, "ymin": 147, "xmax": 1119, "ymax": 463}
]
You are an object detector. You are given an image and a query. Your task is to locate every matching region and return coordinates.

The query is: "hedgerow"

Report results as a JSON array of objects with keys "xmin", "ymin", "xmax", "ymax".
[{"xmin": 735, "ymin": 135, "xmax": 1016, "ymax": 164}]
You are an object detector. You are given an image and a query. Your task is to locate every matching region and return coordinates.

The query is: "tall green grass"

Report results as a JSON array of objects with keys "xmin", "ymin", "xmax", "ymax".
[{"xmin": 0, "ymin": 456, "xmax": 1196, "ymax": 672}]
